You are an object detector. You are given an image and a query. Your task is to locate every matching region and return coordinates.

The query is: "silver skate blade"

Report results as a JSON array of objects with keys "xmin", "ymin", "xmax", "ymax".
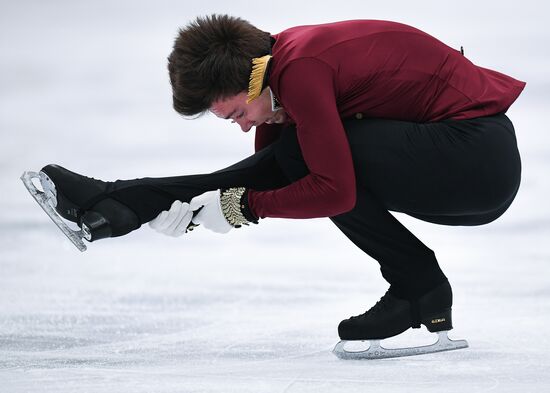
[
  {"xmin": 20, "ymin": 171, "xmax": 87, "ymax": 252},
  {"xmin": 333, "ymin": 330, "xmax": 468, "ymax": 360}
]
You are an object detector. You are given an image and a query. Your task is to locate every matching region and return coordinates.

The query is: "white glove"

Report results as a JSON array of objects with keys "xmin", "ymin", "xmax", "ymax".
[
  {"xmin": 189, "ymin": 190, "xmax": 233, "ymax": 234},
  {"xmin": 149, "ymin": 200, "xmax": 194, "ymax": 237}
]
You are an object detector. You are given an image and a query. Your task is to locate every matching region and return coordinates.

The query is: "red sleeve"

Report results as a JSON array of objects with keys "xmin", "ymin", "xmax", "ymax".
[
  {"xmin": 254, "ymin": 123, "xmax": 283, "ymax": 152},
  {"xmin": 248, "ymin": 58, "xmax": 356, "ymax": 219}
]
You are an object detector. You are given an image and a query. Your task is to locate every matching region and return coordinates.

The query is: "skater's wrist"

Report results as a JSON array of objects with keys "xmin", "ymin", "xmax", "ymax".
[{"xmin": 220, "ymin": 187, "xmax": 258, "ymax": 227}]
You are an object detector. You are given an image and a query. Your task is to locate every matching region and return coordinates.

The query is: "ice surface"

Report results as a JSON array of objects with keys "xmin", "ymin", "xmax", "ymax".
[{"xmin": 1, "ymin": 1, "xmax": 550, "ymax": 392}]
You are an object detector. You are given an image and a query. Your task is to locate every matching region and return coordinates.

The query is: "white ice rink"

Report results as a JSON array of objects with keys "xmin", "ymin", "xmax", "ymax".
[{"xmin": 1, "ymin": 1, "xmax": 549, "ymax": 392}]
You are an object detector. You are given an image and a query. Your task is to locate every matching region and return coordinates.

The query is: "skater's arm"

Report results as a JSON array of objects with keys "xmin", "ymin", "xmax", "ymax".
[{"xmin": 248, "ymin": 58, "xmax": 356, "ymax": 219}]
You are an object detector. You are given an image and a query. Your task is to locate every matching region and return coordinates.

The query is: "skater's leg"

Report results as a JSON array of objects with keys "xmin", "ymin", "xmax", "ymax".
[
  {"xmin": 42, "ymin": 140, "xmax": 293, "ymax": 239},
  {"xmin": 262, "ymin": 116, "xmax": 520, "ymax": 344},
  {"xmin": 273, "ymin": 114, "xmax": 521, "ymax": 297},
  {"xmin": 103, "ymin": 143, "xmax": 291, "ymax": 224},
  {"xmin": 342, "ymin": 113, "xmax": 520, "ymax": 295}
]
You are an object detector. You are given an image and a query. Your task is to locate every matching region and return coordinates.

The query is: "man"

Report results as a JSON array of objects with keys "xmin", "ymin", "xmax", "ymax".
[{"xmin": 26, "ymin": 15, "xmax": 524, "ymax": 358}]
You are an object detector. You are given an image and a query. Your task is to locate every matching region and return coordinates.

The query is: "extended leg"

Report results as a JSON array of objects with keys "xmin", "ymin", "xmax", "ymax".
[
  {"xmin": 105, "ymin": 144, "xmax": 290, "ymax": 223},
  {"xmin": 25, "ymin": 144, "xmax": 292, "ymax": 246}
]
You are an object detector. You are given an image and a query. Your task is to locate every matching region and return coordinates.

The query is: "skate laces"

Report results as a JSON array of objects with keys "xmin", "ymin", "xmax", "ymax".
[{"xmin": 351, "ymin": 291, "xmax": 395, "ymax": 319}]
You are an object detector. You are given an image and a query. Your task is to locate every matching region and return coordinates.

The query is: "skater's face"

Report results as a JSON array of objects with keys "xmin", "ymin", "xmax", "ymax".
[{"xmin": 210, "ymin": 89, "xmax": 287, "ymax": 133}]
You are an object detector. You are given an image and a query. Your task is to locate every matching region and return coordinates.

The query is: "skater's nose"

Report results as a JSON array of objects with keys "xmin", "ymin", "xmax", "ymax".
[{"xmin": 234, "ymin": 118, "xmax": 254, "ymax": 133}]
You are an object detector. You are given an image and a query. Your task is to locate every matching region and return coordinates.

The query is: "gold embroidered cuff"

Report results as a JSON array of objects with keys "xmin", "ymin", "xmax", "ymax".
[{"xmin": 220, "ymin": 187, "xmax": 251, "ymax": 228}]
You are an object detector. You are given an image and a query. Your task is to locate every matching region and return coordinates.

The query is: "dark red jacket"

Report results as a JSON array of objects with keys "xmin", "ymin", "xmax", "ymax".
[{"xmin": 248, "ymin": 20, "xmax": 526, "ymax": 219}]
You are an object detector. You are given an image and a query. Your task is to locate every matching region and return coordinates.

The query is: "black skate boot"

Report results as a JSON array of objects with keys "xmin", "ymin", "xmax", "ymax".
[
  {"xmin": 338, "ymin": 280, "xmax": 453, "ymax": 341},
  {"xmin": 39, "ymin": 164, "xmax": 140, "ymax": 242},
  {"xmin": 333, "ymin": 280, "xmax": 468, "ymax": 359}
]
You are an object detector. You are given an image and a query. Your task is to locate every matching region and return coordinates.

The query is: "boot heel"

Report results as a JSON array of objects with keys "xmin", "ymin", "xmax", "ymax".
[
  {"xmin": 422, "ymin": 308, "xmax": 453, "ymax": 332},
  {"xmin": 80, "ymin": 211, "xmax": 112, "ymax": 241}
]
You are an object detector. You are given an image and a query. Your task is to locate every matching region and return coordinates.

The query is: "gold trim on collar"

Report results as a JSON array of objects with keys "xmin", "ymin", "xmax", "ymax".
[{"xmin": 247, "ymin": 55, "xmax": 272, "ymax": 104}]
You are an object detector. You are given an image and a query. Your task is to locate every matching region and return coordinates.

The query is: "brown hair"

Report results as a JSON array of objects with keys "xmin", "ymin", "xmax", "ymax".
[{"xmin": 168, "ymin": 14, "xmax": 272, "ymax": 117}]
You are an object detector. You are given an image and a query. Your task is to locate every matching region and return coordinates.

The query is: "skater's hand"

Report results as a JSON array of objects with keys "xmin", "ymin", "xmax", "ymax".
[
  {"xmin": 189, "ymin": 190, "xmax": 233, "ymax": 234},
  {"xmin": 149, "ymin": 200, "xmax": 194, "ymax": 237}
]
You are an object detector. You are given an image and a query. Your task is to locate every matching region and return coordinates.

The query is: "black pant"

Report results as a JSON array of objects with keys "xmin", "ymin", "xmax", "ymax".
[{"xmin": 106, "ymin": 113, "xmax": 522, "ymax": 299}]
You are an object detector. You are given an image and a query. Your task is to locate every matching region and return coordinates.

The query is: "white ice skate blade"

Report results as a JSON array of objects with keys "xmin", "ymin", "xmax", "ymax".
[
  {"xmin": 21, "ymin": 171, "xmax": 87, "ymax": 252},
  {"xmin": 333, "ymin": 330, "xmax": 468, "ymax": 360}
]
